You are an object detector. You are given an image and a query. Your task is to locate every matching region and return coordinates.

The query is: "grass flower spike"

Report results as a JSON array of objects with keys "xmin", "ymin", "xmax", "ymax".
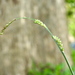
[
  {"xmin": 53, "ymin": 36, "xmax": 64, "ymax": 51},
  {"xmin": 34, "ymin": 19, "xmax": 47, "ymax": 28},
  {"xmin": 0, "ymin": 19, "xmax": 16, "ymax": 35}
]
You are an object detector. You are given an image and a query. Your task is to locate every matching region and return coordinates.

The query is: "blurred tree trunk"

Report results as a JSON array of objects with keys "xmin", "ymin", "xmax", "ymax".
[{"xmin": 0, "ymin": 0, "xmax": 72, "ymax": 75}]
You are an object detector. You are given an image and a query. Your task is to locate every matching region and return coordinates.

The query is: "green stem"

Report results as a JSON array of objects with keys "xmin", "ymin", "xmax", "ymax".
[
  {"xmin": 0, "ymin": 17, "xmax": 35, "ymax": 35},
  {"xmin": 62, "ymin": 51, "xmax": 74, "ymax": 75},
  {"xmin": 44, "ymin": 26, "xmax": 74, "ymax": 75}
]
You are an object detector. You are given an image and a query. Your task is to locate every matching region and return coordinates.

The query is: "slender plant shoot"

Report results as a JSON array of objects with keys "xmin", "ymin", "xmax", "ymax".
[{"xmin": 0, "ymin": 17, "xmax": 74, "ymax": 75}]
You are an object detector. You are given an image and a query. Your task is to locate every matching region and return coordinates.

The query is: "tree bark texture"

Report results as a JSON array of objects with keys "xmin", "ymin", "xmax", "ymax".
[{"xmin": 0, "ymin": 0, "xmax": 72, "ymax": 75}]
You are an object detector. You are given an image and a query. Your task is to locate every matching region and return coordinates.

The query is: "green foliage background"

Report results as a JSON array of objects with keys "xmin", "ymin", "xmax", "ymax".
[
  {"xmin": 27, "ymin": 50, "xmax": 75, "ymax": 75},
  {"xmin": 66, "ymin": 0, "xmax": 75, "ymax": 38},
  {"xmin": 28, "ymin": 63, "xmax": 71, "ymax": 75},
  {"xmin": 66, "ymin": 0, "xmax": 75, "ymax": 3}
]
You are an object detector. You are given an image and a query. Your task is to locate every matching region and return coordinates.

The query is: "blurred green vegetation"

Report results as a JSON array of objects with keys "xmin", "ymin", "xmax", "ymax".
[
  {"xmin": 67, "ymin": 0, "xmax": 75, "ymax": 73},
  {"xmin": 71, "ymin": 49, "xmax": 75, "ymax": 64},
  {"xmin": 71, "ymin": 49, "xmax": 75, "ymax": 74},
  {"xmin": 66, "ymin": 0, "xmax": 75, "ymax": 73},
  {"xmin": 28, "ymin": 49, "xmax": 75, "ymax": 75},
  {"xmin": 28, "ymin": 63, "xmax": 71, "ymax": 75},
  {"xmin": 66, "ymin": 0, "xmax": 75, "ymax": 3},
  {"xmin": 66, "ymin": 0, "xmax": 75, "ymax": 38}
]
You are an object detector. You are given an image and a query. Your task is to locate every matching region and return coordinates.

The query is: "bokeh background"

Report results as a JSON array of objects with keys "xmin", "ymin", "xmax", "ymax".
[{"xmin": 0, "ymin": 0, "xmax": 75, "ymax": 75}]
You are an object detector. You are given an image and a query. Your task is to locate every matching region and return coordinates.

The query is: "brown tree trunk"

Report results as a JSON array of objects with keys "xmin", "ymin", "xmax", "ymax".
[{"xmin": 0, "ymin": 0, "xmax": 72, "ymax": 75}]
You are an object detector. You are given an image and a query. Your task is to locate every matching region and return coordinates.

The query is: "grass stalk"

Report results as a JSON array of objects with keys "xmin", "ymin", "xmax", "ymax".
[{"xmin": 0, "ymin": 17, "xmax": 74, "ymax": 75}]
